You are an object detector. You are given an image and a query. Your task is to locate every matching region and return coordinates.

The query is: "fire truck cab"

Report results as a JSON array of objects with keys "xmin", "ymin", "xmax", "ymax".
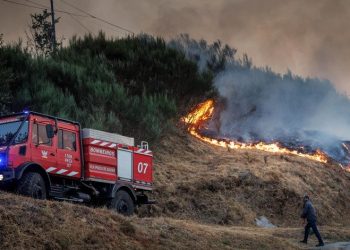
[{"xmin": 0, "ymin": 111, "xmax": 154, "ymax": 215}]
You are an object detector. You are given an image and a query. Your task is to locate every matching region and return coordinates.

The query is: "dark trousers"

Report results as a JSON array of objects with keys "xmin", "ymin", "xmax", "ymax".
[{"xmin": 304, "ymin": 221, "xmax": 324, "ymax": 244}]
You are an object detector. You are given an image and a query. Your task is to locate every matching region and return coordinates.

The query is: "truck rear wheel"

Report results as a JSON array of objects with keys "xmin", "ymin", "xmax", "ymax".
[
  {"xmin": 17, "ymin": 172, "xmax": 47, "ymax": 200},
  {"xmin": 110, "ymin": 190, "xmax": 135, "ymax": 216}
]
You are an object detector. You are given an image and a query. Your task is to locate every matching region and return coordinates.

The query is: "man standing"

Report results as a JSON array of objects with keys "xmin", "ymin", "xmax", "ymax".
[{"xmin": 300, "ymin": 195, "xmax": 324, "ymax": 247}]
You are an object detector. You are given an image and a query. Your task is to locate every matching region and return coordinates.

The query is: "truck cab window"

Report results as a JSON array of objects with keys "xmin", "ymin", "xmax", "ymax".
[
  {"xmin": 0, "ymin": 120, "xmax": 28, "ymax": 146},
  {"xmin": 58, "ymin": 130, "xmax": 76, "ymax": 151},
  {"xmin": 32, "ymin": 123, "xmax": 52, "ymax": 146}
]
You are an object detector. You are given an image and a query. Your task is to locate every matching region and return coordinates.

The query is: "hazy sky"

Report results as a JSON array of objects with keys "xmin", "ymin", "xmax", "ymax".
[{"xmin": 1, "ymin": 0, "xmax": 350, "ymax": 94}]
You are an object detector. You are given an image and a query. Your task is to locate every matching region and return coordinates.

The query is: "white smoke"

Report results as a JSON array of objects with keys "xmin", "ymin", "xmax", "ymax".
[{"xmin": 214, "ymin": 66, "xmax": 350, "ymax": 142}]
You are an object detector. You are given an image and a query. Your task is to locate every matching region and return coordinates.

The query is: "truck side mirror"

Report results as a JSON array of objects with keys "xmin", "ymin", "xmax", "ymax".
[{"xmin": 46, "ymin": 124, "xmax": 55, "ymax": 139}]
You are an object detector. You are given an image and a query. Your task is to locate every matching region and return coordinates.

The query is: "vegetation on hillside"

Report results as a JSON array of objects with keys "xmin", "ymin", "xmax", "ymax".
[{"xmin": 0, "ymin": 32, "xmax": 215, "ymax": 142}]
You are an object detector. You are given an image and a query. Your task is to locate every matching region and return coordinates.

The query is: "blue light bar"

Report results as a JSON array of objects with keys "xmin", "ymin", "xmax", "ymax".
[{"xmin": 0, "ymin": 154, "xmax": 6, "ymax": 167}]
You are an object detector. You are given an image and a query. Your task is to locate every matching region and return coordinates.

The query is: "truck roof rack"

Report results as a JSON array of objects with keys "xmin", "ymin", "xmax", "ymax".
[{"xmin": 82, "ymin": 128, "xmax": 134, "ymax": 147}]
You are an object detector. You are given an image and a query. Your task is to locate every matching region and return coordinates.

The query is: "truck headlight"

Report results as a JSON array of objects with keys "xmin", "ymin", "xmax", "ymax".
[{"xmin": 0, "ymin": 153, "xmax": 7, "ymax": 167}]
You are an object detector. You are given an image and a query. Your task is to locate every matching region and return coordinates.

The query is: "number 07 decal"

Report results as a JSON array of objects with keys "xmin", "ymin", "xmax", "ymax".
[{"xmin": 137, "ymin": 162, "xmax": 148, "ymax": 174}]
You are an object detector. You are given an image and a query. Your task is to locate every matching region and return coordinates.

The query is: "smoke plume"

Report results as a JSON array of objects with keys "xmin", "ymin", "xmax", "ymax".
[
  {"xmin": 215, "ymin": 68, "xmax": 350, "ymax": 141},
  {"xmin": 172, "ymin": 35, "xmax": 350, "ymax": 164},
  {"xmin": 212, "ymin": 61, "xmax": 350, "ymax": 164}
]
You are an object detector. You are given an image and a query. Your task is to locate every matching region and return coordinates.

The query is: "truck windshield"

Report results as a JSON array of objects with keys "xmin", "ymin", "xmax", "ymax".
[{"xmin": 0, "ymin": 120, "xmax": 29, "ymax": 147}]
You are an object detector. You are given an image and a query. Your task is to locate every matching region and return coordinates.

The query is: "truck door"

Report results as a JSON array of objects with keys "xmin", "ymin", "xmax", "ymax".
[
  {"xmin": 117, "ymin": 148, "xmax": 133, "ymax": 182},
  {"xmin": 30, "ymin": 122, "xmax": 57, "ymax": 171},
  {"xmin": 56, "ymin": 129, "xmax": 81, "ymax": 179}
]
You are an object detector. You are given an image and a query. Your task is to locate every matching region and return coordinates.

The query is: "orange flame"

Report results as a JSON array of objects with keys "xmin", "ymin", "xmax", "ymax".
[{"xmin": 182, "ymin": 99, "xmax": 328, "ymax": 163}]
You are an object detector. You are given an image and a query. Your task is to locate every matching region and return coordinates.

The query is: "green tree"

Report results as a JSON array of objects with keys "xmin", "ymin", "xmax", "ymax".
[{"xmin": 27, "ymin": 9, "xmax": 60, "ymax": 56}]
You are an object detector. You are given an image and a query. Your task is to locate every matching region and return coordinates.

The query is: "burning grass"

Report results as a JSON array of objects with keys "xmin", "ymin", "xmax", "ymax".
[{"xmin": 182, "ymin": 99, "xmax": 330, "ymax": 164}]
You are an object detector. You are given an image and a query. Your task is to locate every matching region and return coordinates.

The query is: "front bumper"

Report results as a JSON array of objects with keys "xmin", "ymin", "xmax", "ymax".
[{"xmin": 0, "ymin": 167, "xmax": 15, "ymax": 184}]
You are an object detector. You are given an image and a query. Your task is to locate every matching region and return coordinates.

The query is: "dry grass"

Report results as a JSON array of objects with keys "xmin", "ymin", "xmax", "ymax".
[
  {"xmin": 0, "ymin": 191, "xmax": 349, "ymax": 250},
  {"xmin": 1, "ymin": 128, "xmax": 350, "ymax": 249}
]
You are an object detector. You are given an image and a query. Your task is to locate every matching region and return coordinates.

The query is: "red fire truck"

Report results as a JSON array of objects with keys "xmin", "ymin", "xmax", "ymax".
[{"xmin": 0, "ymin": 111, "xmax": 154, "ymax": 215}]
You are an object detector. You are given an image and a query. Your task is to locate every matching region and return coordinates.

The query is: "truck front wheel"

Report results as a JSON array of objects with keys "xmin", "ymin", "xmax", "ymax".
[
  {"xmin": 17, "ymin": 172, "xmax": 47, "ymax": 200},
  {"xmin": 110, "ymin": 190, "xmax": 135, "ymax": 216}
]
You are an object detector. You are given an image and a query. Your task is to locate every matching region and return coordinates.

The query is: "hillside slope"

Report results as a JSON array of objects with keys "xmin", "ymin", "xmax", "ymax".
[
  {"xmin": 1, "ymin": 129, "xmax": 350, "ymax": 249},
  {"xmin": 148, "ymin": 129, "xmax": 350, "ymax": 227}
]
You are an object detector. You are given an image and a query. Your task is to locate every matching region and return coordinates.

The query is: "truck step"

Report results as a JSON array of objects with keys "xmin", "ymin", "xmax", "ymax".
[
  {"xmin": 50, "ymin": 186, "xmax": 91, "ymax": 203},
  {"xmin": 49, "ymin": 185, "xmax": 65, "ymax": 198}
]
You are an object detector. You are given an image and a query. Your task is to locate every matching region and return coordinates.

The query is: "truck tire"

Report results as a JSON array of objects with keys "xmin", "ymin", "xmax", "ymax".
[
  {"xmin": 17, "ymin": 172, "xmax": 47, "ymax": 200},
  {"xmin": 110, "ymin": 190, "xmax": 135, "ymax": 216}
]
